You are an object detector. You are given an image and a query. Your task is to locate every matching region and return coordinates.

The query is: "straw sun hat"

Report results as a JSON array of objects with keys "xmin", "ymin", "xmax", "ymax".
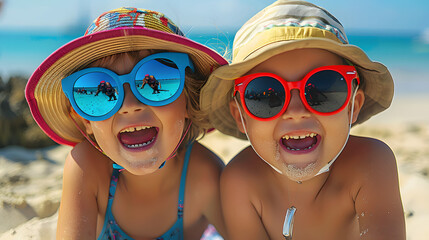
[
  {"xmin": 200, "ymin": 0, "xmax": 394, "ymax": 140},
  {"xmin": 25, "ymin": 7, "xmax": 227, "ymax": 146}
]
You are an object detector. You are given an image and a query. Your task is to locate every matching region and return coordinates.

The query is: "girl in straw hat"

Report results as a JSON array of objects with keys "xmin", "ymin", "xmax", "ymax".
[
  {"xmin": 26, "ymin": 7, "xmax": 227, "ymax": 239},
  {"xmin": 201, "ymin": 1, "xmax": 405, "ymax": 239}
]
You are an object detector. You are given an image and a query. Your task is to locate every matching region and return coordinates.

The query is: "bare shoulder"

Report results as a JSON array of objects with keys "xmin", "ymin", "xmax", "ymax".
[
  {"xmin": 184, "ymin": 141, "xmax": 224, "ymax": 210},
  {"xmin": 349, "ymin": 135, "xmax": 394, "ymax": 156},
  {"xmin": 189, "ymin": 141, "xmax": 224, "ymax": 170},
  {"xmin": 186, "ymin": 141, "xmax": 224, "ymax": 193},
  {"xmin": 220, "ymin": 145, "xmax": 274, "ymax": 205},
  {"xmin": 58, "ymin": 141, "xmax": 113, "ymax": 237},
  {"xmin": 336, "ymin": 135, "xmax": 400, "ymax": 199},
  {"xmin": 63, "ymin": 140, "xmax": 113, "ymax": 196},
  {"xmin": 220, "ymin": 148, "xmax": 272, "ymax": 239},
  {"xmin": 346, "ymin": 137, "xmax": 405, "ymax": 239},
  {"xmin": 344, "ymin": 135, "xmax": 397, "ymax": 172},
  {"xmin": 222, "ymin": 146, "xmax": 269, "ymax": 185},
  {"xmin": 184, "ymin": 141, "xmax": 226, "ymax": 234},
  {"xmin": 66, "ymin": 140, "xmax": 112, "ymax": 177}
]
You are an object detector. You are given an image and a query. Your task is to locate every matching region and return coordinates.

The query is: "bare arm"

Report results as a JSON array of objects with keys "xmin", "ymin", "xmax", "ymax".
[
  {"xmin": 201, "ymin": 165, "xmax": 227, "ymax": 238},
  {"xmin": 354, "ymin": 139, "xmax": 405, "ymax": 240},
  {"xmin": 188, "ymin": 143, "xmax": 227, "ymax": 238},
  {"xmin": 140, "ymin": 79, "xmax": 147, "ymax": 89},
  {"xmin": 220, "ymin": 160, "xmax": 270, "ymax": 240},
  {"xmin": 56, "ymin": 143, "xmax": 102, "ymax": 239}
]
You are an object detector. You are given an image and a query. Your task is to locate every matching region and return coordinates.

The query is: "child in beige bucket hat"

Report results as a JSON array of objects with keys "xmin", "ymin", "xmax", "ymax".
[{"xmin": 201, "ymin": 1, "xmax": 405, "ymax": 239}]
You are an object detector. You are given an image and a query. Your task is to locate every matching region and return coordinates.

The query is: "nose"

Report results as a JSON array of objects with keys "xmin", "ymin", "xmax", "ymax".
[
  {"xmin": 282, "ymin": 89, "xmax": 311, "ymax": 120},
  {"xmin": 118, "ymin": 84, "xmax": 144, "ymax": 114}
]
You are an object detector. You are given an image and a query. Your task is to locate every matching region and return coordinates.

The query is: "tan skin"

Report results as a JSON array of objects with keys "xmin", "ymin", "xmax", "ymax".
[
  {"xmin": 57, "ymin": 53, "xmax": 226, "ymax": 239},
  {"xmin": 221, "ymin": 49, "xmax": 405, "ymax": 239}
]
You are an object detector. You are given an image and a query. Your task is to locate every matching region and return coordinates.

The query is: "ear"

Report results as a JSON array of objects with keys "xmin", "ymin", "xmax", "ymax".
[
  {"xmin": 229, "ymin": 97, "xmax": 246, "ymax": 133},
  {"xmin": 349, "ymin": 89, "xmax": 365, "ymax": 124},
  {"xmin": 82, "ymin": 118, "xmax": 94, "ymax": 135}
]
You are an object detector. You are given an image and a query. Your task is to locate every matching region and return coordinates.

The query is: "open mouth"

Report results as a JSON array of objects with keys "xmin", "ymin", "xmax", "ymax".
[
  {"xmin": 281, "ymin": 133, "xmax": 320, "ymax": 153},
  {"xmin": 118, "ymin": 126, "xmax": 158, "ymax": 149}
]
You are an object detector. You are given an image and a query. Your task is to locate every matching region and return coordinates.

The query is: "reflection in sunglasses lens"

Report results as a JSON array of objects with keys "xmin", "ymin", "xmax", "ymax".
[
  {"xmin": 135, "ymin": 58, "xmax": 181, "ymax": 102},
  {"xmin": 245, "ymin": 77, "xmax": 285, "ymax": 118},
  {"xmin": 73, "ymin": 72, "xmax": 119, "ymax": 117},
  {"xmin": 305, "ymin": 70, "xmax": 348, "ymax": 113}
]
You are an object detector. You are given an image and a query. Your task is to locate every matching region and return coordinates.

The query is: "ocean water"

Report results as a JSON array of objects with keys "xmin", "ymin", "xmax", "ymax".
[{"xmin": 1, "ymin": 30, "xmax": 428, "ymax": 97}]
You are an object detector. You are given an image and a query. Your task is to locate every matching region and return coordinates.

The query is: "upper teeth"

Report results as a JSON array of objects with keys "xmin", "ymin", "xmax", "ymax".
[
  {"xmin": 120, "ymin": 126, "xmax": 152, "ymax": 133},
  {"xmin": 282, "ymin": 133, "xmax": 317, "ymax": 140}
]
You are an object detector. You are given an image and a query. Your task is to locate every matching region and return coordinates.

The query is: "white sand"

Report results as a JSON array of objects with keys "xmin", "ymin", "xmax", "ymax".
[{"xmin": 1, "ymin": 94, "xmax": 428, "ymax": 239}]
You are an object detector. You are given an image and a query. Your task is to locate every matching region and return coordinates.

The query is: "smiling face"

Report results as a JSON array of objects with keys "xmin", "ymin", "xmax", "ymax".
[
  {"xmin": 82, "ymin": 52, "xmax": 188, "ymax": 175},
  {"xmin": 230, "ymin": 48, "xmax": 364, "ymax": 181}
]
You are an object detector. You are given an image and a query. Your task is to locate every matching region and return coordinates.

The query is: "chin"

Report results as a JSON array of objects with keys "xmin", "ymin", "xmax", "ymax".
[
  {"xmin": 124, "ymin": 158, "xmax": 161, "ymax": 175},
  {"xmin": 281, "ymin": 161, "xmax": 318, "ymax": 182}
]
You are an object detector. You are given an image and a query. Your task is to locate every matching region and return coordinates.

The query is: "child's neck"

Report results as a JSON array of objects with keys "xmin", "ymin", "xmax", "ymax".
[
  {"xmin": 117, "ymin": 153, "xmax": 184, "ymax": 198},
  {"xmin": 276, "ymin": 171, "xmax": 331, "ymax": 200}
]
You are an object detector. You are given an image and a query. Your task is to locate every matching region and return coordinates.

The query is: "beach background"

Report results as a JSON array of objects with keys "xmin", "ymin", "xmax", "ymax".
[{"xmin": 1, "ymin": 0, "xmax": 428, "ymax": 239}]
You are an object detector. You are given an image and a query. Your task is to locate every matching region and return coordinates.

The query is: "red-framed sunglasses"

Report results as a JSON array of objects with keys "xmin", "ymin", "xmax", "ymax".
[{"xmin": 234, "ymin": 65, "xmax": 360, "ymax": 121}]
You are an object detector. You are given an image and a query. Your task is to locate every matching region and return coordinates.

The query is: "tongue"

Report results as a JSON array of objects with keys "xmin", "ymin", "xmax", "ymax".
[
  {"xmin": 282, "ymin": 137, "xmax": 316, "ymax": 150},
  {"xmin": 119, "ymin": 127, "xmax": 157, "ymax": 145}
]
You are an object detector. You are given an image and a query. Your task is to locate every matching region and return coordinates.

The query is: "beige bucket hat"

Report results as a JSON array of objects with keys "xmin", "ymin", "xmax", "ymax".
[{"xmin": 201, "ymin": 0, "xmax": 394, "ymax": 139}]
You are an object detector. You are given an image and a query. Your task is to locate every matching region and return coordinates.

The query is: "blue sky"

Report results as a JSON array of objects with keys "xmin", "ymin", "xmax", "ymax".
[{"xmin": 0, "ymin": 0, "xmax": 428, "ymax": 34}]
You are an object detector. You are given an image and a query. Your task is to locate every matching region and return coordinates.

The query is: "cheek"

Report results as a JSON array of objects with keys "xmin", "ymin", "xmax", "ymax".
[
  {"xmin": 89, "ymin": 121, "xmax": 115, "ymax": 147},
  {"xmin": 246, "ymin": 120, "xmax": 272, "ymax": 138},
  {"xmin": 158, "ymin": 96, "xmax": 188, "ymax": 135},
  {"xmin": 168, "ymin": 118, "xmax": 185, "ymax": 139},
  {"xmin": 245, "ymin": 120, "xmax": 278, "ymax": 154},
  {"xmin": 175, "ymin": 118, "xmax": 185, "ymax": 130},
  {"xmin": 323, "ymin": 111, "xmax": 350, "ymax": 151}
]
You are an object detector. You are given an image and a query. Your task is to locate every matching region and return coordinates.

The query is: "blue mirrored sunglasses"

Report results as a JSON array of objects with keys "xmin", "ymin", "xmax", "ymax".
[{"xmin": 62, "ymin": 52, "xmax": 194, "ymax": 121}]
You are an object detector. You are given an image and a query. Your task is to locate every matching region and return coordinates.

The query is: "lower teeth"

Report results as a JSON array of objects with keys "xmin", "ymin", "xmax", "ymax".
[
  {"xmin": 286, "ymin": 143, "xmax": 315, "ymax": 151},
  {"xmin": 125, "ymin": 137, "xmax": 155, "ymax": 148}
]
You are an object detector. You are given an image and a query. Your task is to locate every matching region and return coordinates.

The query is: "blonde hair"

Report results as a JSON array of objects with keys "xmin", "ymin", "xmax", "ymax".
[{"xmin": 71, "ymin": 50, "xmax": 210, "ymax": 153}]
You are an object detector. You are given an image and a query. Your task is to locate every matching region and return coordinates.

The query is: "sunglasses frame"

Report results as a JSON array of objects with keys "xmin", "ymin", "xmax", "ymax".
[
  {"xmin": 234, "ymin": 65, "xmax": 360, "ymax": 121},
  {"xmin": 62, "ymin": 52, "xmax": 194, "ymax": 121}
]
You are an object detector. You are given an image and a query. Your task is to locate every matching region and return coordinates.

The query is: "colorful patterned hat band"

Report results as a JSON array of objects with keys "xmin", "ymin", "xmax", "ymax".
[{"xmin": 85, "ymin": 8, "xmax": 184, "ymax": 36}]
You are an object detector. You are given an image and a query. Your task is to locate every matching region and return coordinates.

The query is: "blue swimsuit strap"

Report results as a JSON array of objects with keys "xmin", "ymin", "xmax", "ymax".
[
  {"xmin": 177, "ymin": 142, "xmax": 193, "ymax": 218},
  {"xmin": 100, "ymin": 142, "xmax": 194, "ymax": 240},
  {"xmin": 109, "ymin": 142, "xmax": 193, "ymax": 199},
  {"xmin": 108, "ymin": 168, "xmax": 120, "ymax": 203}
]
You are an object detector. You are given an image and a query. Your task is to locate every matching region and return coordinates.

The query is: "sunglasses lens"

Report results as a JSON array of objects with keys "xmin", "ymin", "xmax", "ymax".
[
  {"xmin": 244, "ymin": 76, "xmax": 285, "ymax": 119},
  {"xmin": 305, "ymin": 70, "xmax": 348, "ymax": 113},
  {"xmin": 134, "ymin": 58, "xmax": 181, "ymax": 103},
  {"xmin": 73, "ymin": 72, "xmax": 119, "ymax": 117}
]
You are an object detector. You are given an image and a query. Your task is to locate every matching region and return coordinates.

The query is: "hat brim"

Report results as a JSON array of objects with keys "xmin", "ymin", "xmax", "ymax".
[
  {"xmin": 201, "ymin": 38, "xmax": 393, "ymax": 139},
  {"xmin": 26, "ymin": 27, "xmax": 228, "ymax": 146}
]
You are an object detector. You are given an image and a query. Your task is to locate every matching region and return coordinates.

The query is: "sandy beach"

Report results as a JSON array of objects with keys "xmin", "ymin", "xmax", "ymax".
[{"xmin": 0, "ymin": 94, "xmax": 428, "ymax": 239}]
